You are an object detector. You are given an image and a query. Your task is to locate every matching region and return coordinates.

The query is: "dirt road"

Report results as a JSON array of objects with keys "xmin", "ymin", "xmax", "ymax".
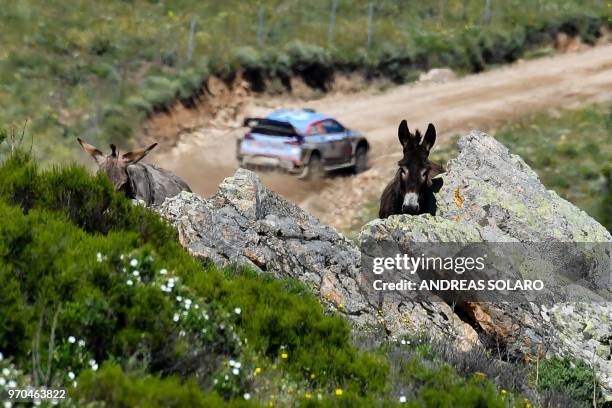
[{"xmin": 153, "ymin": 43, "xmax": 612, "ymax": 230}]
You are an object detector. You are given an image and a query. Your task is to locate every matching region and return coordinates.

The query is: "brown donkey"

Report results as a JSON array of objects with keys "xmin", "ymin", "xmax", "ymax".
[
  {"xmin": 379, "ymin": 120, "xmax": 443, "ymax": 218},
  {"xmin": 78, "ymin": 139, "xmax": 191, "ymax": 206}
]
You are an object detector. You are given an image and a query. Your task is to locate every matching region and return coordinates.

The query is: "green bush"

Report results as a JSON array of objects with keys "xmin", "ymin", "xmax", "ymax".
[
  {"xmin": 234, "ymin": 47, "xmax": 264, "ymax": 71},
  {"xmin": 533, "ymin": 357, "xmax": 603, "ymax": 407},
  {"xmin": 189, "ymin": 268, "xmax": 389, "ymax": 394},
  {"xmin": 0, "ymin": 152, "xmax": 393, "ymax": 404},
  {"xmin": 73, "ymin": 363, "xmax": 255, "ymax": 408}
]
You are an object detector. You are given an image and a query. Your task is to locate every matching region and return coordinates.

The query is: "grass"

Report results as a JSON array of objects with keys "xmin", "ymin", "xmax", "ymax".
[
  {"xmin": 0, "ymin": 0, "xmax": 608, "ymax": 164},
  {"xmin": 349, "ymin": 104, "xmax": 612, "ymax": 234}
]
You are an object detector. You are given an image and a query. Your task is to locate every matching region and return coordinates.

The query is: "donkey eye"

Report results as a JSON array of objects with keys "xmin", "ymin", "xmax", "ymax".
[{"xmin": 421, "ymin": 169, "xmax": 428, "ymax": 178}]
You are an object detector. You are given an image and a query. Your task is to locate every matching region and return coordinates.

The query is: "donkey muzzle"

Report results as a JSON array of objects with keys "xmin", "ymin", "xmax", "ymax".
[{"xmin": 402, "ymin": 192, "xmax": 420, "ymax": 214}]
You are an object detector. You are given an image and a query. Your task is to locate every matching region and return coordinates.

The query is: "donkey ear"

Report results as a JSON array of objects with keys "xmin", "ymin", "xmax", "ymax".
[
  {"xmin": 422, "ymin": 123, "xmax": 436, "ymax": 152},
  {"xmin": 398, "ymin": 120, "xmax": 410, "ymax": 147},
  {"xmin": 122, "ymin": 143, "xmax": 158, "ymax": 164},
  {"xmin": 77, "ymin": 138, "xmax": 105, "ymax": 165}
]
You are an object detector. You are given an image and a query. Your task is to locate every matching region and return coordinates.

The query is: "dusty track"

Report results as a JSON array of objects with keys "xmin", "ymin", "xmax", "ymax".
[{"xmin": 153, "ymin": 44, "xmax": 612, "ymax": 230}]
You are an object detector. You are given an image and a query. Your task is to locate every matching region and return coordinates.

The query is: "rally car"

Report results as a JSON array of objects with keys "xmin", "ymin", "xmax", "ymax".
[{"xmin": 236, "ymin": 109, "xmax": 369, "ymax": 179}]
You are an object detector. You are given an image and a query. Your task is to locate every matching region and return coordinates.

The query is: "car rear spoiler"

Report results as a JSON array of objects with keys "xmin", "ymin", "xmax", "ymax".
[{"xmin": 243, "ymin": 117, "xmax": 300, "ymax": 136}]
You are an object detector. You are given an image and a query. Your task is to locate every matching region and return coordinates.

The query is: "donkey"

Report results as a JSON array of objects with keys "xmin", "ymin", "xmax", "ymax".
[
  {"xmin": 379, "ymin": 120, "xmax": 444, "ymax": 218},
  {"xmin": 78, "ymin": 139, "xmax": 191, "ymax": 206}
]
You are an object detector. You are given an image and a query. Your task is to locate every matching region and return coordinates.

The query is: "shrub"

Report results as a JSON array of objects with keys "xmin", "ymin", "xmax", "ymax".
[
  {"xmin": 182, "ymin": 267, "xmax": 389, "ymax": 395},
  {"xmin": 0, "ymin": 152, "xmax": 393, "ymax": 403},
  {"xmin": 73, "ymin": 363, "xmax": 255, "ymax": 408},
  {"xmin": 533, "ymin": 357, "xmax": 603, "ymax": 407},
  {"xmin": 234, "ymin": 47, "xmax": 264, "ymax": 71},
  {"xmin": 285, "ymin": 40, "xmax": 333, "ymax": 90},
  {"xmin": 0, "ymin": 200, "xmax": 243, "ymax": 384}
]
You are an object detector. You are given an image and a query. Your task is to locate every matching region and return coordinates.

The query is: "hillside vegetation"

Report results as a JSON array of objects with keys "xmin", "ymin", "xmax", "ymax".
[
  {"xmin": 0, "ymin": 143, "xmax": 600, "ymax": 406},
  {"xmin": 0, "ymin": 0, "xmax": 608, "ymax": 163}
]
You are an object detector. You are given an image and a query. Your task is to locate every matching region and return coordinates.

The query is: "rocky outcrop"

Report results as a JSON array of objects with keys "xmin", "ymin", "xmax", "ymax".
[
  {"xmin": 157, "ymin": 131, "xmax": 611, "ymax": 399},
  {"xmin": 157, "ymin": 169, "xmax": 480, "ymax": 346},
  {"xmin": 359, "ymin": 131, "xmax": 611, "ymax": 398},
  {"xmin": 157, "ymin": 170, "xmax": 373, "ymax": 324}
]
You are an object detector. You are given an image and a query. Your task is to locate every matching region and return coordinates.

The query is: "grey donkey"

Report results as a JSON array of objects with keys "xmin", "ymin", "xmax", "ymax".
[{"xmin": 78, "ymin": 139, "xmax": 191, "ymax": 206}]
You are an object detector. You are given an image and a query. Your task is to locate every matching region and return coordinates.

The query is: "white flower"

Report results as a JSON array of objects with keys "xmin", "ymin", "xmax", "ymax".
[
  {"xmin": 130, "ymin": 259, "xmax": 138, "ymax": 267},
  {"xmin": 184, "ymin": 303, "xmax": 190, "ymax": 310},
  {"xmin": 194, "ymin": 304, "xmax": 199, "ymax": 309},
  {"xmin": 96, "ymin": 252, "xmax": 103, "ymax": 262},
  {"xmin": 7, "ymin": 380, "xmax": 16, "ymax": 388},
  {"xmin": 229, "ymin": 359, "xmax": 236, "ymax": 367},
  {"xmin": 173, "ymin": 313, "xmax": 180, "ymax": 322},
  {"xmin": 2, "ymin": 368, "xmax": 9, "ymax": 376},
  {"xmin": 72, "ymin": 381, "xmax": 77, "ymax": 388},
  {"xmin": 235, "ymin": 362, "xmax": 241, "ymax": 369},
  {"xmin": 132, "ymin": 270, "xmax": 139, "ymax": 277},
  {"xmin": 232, "ymin": 368, "xmax": 239, "ymax": 375},
  {"xmin": 88, "ymin": 359, "xmax": 96, "ymax": 367},
  {"xmin": 160, "ymin": 285, "xmax": 168, "ymax": 292},
  {"xmin": 399, "ymin": 396, "xmax": 407, "ymax": 403},
  {"xmin": 179, "ymin": 330, "xmax": 186, "ymax": 337},
  {"xmin": 176, "ymin": 296, "xmax": 183, "ymax": 302},
  {"xmin": 159, "ymin": 268, "xmax": 168, "ymax": 275},
  {"xmin": 0, "ymin": 377, "xmax": 6, "ymax": 386},
  {"xmin": 0, "ymin": 351, "xmax": 3, "ymax": 360},
  {"xmin": 68, "ymin": 336, "xmax": 76, "ymax": 344},
  {"xmin": 68, "ymin": 371, "xmax": 75, "ymax": 380},
  {"xmin": 401, "ymin": 339, "xmax": 406, "ymax": 345},
  {"xmin": 92, "ymin": 363, "xmax": 98, "ymax": 371},
  {"xmin": 78, "ymin": 340, "xmax": 86, "ymax": 347},
  {"xmin": 234, "ymin": 307, "xmax": 241, "ymax": 315},
  {"xmin": 4, "ymin": 400, "xmax": 12, "ymax": 408},
  {"xmin": 120, "ymin": 254, "xmax": 125, "ymax": 260},
  {"xmin": 185, "ymin": 298, "xmax": 192, "ymax": 305},
  {"xmin": 126, "ymin": 279, "xmax": 133, "ymax": 286},
  {"xmin": 243, "ymin": 393, "xmax": 251, "ymax": 400}
]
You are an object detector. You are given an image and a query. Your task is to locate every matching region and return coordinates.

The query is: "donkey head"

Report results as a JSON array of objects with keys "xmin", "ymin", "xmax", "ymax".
[
  {"xmin": 78, "ymin": 139, "xmax": 158, "ymax": 192},
  {"xmin": 395, "ymin": 120, "xmax": 441, "ymax": 214}
]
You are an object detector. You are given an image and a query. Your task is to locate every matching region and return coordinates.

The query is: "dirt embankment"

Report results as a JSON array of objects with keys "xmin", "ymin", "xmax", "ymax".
[{"xmin": 145, "ymin": 43, "xmax": 612, "ymax": 230}]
